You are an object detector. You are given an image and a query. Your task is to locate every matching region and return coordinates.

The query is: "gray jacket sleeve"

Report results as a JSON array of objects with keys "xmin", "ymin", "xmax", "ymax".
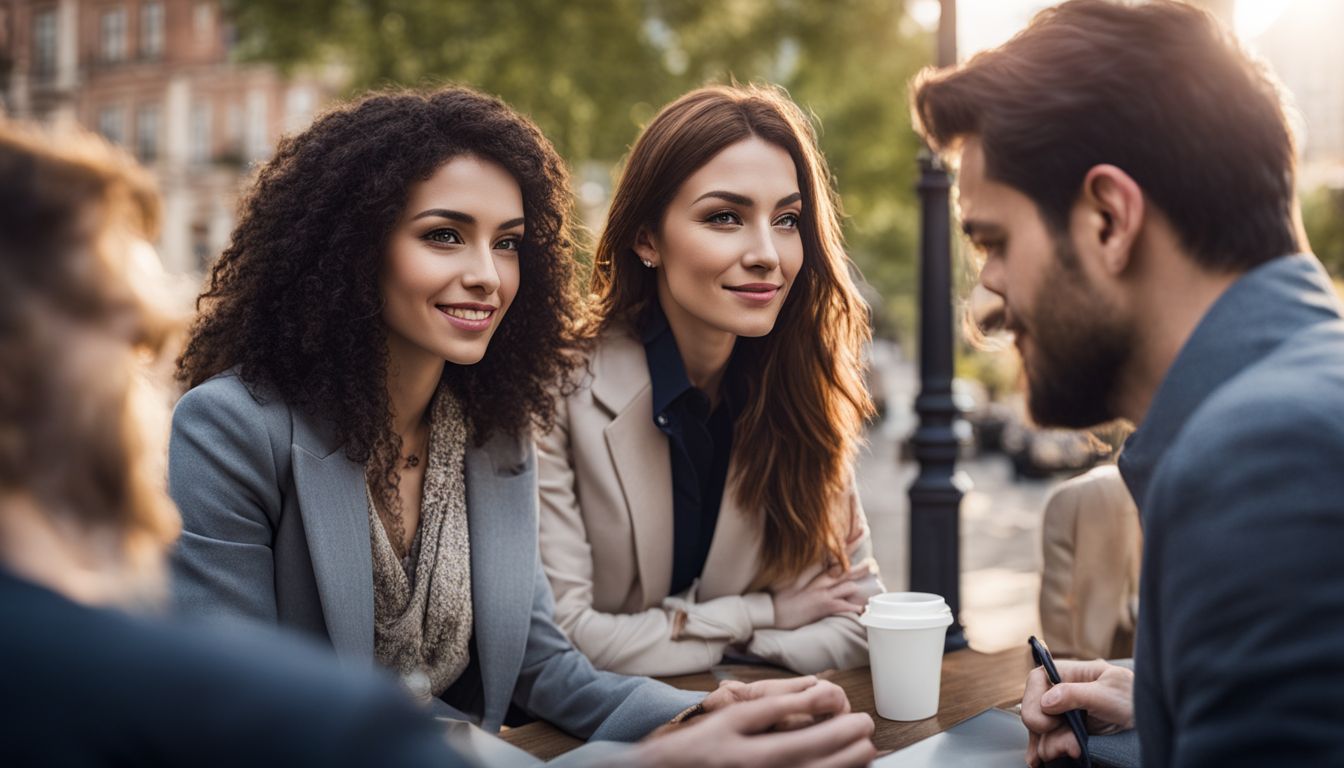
[
  {"xmin": 168, "ymin": 374, "xmax": 287, "ymax": 624},
  {"xmin": 1145, "ymin": 394, "xmax": 1344, "ymax": 766},
  {"xmin": 511, "ymin": 549, "xmax": 705, "ymax": 741}
]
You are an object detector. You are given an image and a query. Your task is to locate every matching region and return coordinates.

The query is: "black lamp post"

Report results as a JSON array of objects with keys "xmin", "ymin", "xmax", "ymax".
[{"xmin": 908, "ymin": 0, "xmax": 968, "ymax": 652}]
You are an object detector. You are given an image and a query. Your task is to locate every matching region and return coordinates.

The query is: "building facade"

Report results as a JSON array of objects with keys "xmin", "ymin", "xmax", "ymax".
[
  {"xmin": 1252, "ymin": 0, "xmax": 1344, "ymax": 190},
  {"xmin": 0, "ymin": 0, "xmax": 332, "ymax": 273}
]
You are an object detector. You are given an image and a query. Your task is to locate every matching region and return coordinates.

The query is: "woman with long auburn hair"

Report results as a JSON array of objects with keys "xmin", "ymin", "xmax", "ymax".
[{"xmin": 537, "ymin": 84, "xmax": 882, "ymax": 676}]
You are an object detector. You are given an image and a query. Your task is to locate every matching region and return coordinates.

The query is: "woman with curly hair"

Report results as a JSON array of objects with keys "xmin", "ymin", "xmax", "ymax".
[
  {"xmin": 167, "ymin": 85, "xmax": 768, "ymax": 744},
  {"xmin": 537, "ymin": 84, "xmax": 883, "ymax": 677}
]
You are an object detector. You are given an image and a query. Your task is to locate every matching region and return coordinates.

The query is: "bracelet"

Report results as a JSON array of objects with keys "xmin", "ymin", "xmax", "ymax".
[
  {"xmin": 670, "ymin": 608, "xmax": 688, "ymax": 639},
  {"xmin": 668, "ymin": 702, "xmax": 706, "ymax": 725}
]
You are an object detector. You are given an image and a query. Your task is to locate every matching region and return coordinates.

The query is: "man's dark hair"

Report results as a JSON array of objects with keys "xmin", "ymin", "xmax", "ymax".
[{"xmin": 911, "ymin": 0, "xmax": 1300, "ymax": 272}]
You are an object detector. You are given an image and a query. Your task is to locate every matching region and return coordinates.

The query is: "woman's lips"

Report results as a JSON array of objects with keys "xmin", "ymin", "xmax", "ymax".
[
  {"xmin": 437, "ymin": 303, "xmax": 496, "ymax": 332},
  {"xmin": 725, "ymin": 283, "xmax": 782, "ymax": 304}
]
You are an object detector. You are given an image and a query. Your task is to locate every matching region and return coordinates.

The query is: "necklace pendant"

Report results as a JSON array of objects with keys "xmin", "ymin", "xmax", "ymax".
[{"xmin": 403, "ymin": 454, "xmax": 419, "ymax": 469}]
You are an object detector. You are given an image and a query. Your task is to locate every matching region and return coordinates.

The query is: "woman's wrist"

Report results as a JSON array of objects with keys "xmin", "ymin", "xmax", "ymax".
[
  {"xmin": 745, "ymin": 591, "xmax": 776, "ymax": 629},
  {"xmin": 668, "ymin": 702, "xmax": 706, "ymax": 725}
]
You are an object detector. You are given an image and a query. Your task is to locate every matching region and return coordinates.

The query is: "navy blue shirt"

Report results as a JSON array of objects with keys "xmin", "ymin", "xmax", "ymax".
[
  {"xmin": 0, "ymin": 568, "xmax": 467, "ymax": 767},
  {"xmin": 642, "ymin": 302, "xmax": 738, "ymax": 597}
]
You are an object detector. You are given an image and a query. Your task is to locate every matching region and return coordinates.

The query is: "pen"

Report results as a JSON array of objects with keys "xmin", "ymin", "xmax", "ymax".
[{"xmin": 1028, "ymin": 635, "xmax": 1091, "ymax": 768}]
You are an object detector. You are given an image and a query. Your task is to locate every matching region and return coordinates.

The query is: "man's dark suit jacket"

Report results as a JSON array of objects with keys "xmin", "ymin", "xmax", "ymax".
[
  {"xmin": 1118, "ymin": 253, "xmax": 1344, "ymax": 767},
  {"xmin": 0, "ymin": 568, "xmax": 468, "ymax": 767}
]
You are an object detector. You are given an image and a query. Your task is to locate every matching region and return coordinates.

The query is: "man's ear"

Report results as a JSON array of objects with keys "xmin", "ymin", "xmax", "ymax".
[
  {"xmin": 633, "ymin": 227, "xmax": 659, "ymax": 267},
  {"xmin": 1077, "ymin": 164, "xmax": 1144, "ymax": 276}
]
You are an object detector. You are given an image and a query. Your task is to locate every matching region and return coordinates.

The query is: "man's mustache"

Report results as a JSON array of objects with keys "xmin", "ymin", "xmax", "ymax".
[
  {"xmin": 968, "ymin": 284, "xmax": 1019, "ymax": 335},
  {"xmin": 962, "ymin": 284, "xmax": 1019, "ymax": 352}
]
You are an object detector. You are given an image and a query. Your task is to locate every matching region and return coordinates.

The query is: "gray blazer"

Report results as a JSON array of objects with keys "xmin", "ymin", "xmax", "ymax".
[
  {"xmin": 168, "ymin": 371, "xmax": 701, "ymax": 742},
  {"xmin": 1118, "ymin": 254, "xmax": 1344, "ymax": 767}
]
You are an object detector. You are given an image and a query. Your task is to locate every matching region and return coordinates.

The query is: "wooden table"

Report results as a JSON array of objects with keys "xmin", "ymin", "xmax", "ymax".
[{"xmin": 501, "ymin": 648, "xmax": 1035, "ymax": 760}]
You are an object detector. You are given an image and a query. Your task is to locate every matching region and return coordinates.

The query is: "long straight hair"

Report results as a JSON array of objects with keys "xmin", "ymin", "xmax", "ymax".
[{"xmin": 587, "ymin": 84, "xmax": 874, "ymax": 584}]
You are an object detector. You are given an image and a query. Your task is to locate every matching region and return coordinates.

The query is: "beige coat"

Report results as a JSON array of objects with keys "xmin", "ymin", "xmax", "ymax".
[
  {"xmin": 1039, "ymin": 464, "xmax": 1142, "ymax": 660},
  {"xmin": 537, "ymin": 328, "xmax": 880, "ymax": 677}
]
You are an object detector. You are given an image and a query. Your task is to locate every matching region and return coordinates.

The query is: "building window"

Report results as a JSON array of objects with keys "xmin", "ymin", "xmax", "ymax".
[
  {"xmin": 33, "ymin": 9, "xmax": 57, "ymax": 79},
  {"xmin": 192, "ymin": 222, "xmax": 211, "ymax": 270},
  {"xmin": 140, "ymin": 2, "xmax": 164, "ymax": 59},
  {"xmin": 284, "ymin": 86, "xmax": 316, "ymax": 133},
  {"xmin": 98, "ymin": 106, "xmax": 125, "ymax": 144},
  {"xmin": 224, "ymin": 101, "xmax": 242, "ymax": 160},
  {"xmin": 189, "ymin": 101, "xmax": 212, "ymax": 165},
  {"xmin": 136, "ymin": 104, "xmax": 159, "ymax": 162},
  {"xmin": 101, "ymin": 7, "xmax": 127, "ymax": 63},
  {"xmin": 193, "ymin": 2, "xmax": 213, "ymax": 39},
  {"xmin": 244, "ymin": 89, "xmax": 268, "ymax": 162}
]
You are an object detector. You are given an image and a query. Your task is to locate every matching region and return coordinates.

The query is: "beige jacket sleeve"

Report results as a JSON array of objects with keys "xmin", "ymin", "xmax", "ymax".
[
  {"xmin": 745, "ymin": 490, "xmax": 881, "ymax": 673},
  {"xmin": 536, "ymin": 393, "xmax": 774, "ymax": 677},
  {"xmin": 1039, "ymin": 464, "xmax": 1142, "ymax": 660}
]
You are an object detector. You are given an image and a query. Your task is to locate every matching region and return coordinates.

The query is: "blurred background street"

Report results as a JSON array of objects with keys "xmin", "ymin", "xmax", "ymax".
[
  {"xmin": 858, "ymin": 347, "xmax": 1064, "ymax": 653},
  {"xmin": 861, "ymin": 430, "xmax": 1058, "ymax": 653}
]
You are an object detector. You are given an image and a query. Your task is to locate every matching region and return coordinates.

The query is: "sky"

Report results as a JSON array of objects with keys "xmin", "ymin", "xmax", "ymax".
[{"xmin": 906, "ymin": 0, "xmax": 1305, "ymax": 57}]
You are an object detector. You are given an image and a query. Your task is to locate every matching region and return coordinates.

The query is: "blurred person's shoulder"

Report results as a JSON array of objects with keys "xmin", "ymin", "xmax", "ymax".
[
  {"xmin": 0, "ymin": 568, "xmax": 461, "ymax": 767},
  {"xmin": 1047, "ymin": 465, "xmax": 1131, "ymax": 511}
]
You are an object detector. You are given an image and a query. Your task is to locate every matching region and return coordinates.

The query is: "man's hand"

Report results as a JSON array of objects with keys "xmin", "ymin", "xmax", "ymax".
[
  {"xmin": 630, "ymin": 681, "xmax": 876, "ymax": 768},
  {"xmin": 1021, "ymin": 659, "xmax": 1135, "ymax": 766}
]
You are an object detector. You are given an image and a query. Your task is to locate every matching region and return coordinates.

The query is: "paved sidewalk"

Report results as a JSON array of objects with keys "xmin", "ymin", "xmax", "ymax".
[{"xmin": 857, "ymin": 428, "xmax": 1058, "ymax": 652}]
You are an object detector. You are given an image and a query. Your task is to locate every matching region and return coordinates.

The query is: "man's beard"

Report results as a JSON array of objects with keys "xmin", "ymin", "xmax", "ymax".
[{"xmin": 1018, "ymin": 246, "xmax": 1131, "ymax": 429}]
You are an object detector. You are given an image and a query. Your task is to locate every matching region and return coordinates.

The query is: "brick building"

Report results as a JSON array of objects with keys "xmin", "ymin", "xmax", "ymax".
[{"xmin": 0, "ymin": 0, "xmax": 333, "ymax": 273}]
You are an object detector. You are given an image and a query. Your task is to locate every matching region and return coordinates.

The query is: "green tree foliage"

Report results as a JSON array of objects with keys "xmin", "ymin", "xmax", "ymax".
[
  {"xmin": 225, "ymin": 0, "xmax": 933, "ymax": 337},
  {"xmin": 1302, "ymin": 185, "xmax": 1344, "ymax": 278}
]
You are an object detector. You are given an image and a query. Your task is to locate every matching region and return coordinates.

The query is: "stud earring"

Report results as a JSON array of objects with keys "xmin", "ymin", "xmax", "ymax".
[{"xmin": 640, "ymin": 259, "xmax": 655, "ymax": 268}]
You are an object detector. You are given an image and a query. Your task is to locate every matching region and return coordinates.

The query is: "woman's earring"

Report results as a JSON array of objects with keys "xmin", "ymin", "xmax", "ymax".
[{"xmin": 640, "ymin": 259, "xmax": 655, "ymax": 269}]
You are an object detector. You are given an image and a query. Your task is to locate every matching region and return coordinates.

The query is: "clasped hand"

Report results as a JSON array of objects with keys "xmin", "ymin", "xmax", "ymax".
[
  {"xmin": 770, "ymin": 507, "xmax": 878, "ymax": 630},
  {"xmin": 630, "ymin": 676, "xmax": 876, "ymax": 768}
]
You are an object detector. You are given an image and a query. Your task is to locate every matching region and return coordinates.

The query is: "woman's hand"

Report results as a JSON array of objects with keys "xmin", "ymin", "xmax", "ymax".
[
  {"xmin": 628, "ymin": 679, "xmax": 875, "ymax": 768},
  {"xmin": 770, "ymin": 563, "xmax": 870, "ymax": 630},
  {"xmin": 701, "ymin": 676, "xmax": 850, "ymax": 727}
]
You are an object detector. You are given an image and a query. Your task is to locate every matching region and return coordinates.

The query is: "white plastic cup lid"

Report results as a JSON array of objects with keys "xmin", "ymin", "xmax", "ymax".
[{"xmin": 859, "ymin": 592, "xmax": 954, "ymax": 631}]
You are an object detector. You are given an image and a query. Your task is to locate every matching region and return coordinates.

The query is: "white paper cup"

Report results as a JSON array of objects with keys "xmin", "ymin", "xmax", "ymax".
[{"xmin": 859, "ymin": 592, "xmax": 953, "ymax": 721}]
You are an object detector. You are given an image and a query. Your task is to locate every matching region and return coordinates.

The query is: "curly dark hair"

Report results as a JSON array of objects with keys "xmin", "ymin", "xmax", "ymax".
[{"xmin": 178, "ymin": 85, "xmax": 580, "ymax": 502}]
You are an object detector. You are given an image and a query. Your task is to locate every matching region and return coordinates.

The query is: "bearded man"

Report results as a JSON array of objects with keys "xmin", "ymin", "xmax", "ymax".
[{"xmin": 913, "ymin": 2, "xmax": 1344, "ymax": 766}]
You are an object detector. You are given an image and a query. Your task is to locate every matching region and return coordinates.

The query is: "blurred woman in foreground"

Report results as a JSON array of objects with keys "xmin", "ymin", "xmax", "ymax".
[{"xmin": 0, "ymin": 121, "xmax": 464, "ymax": 767}]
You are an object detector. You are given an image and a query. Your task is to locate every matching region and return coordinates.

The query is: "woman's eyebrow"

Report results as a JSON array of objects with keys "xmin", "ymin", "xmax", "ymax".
[
  {"xmin": 691, "ymin": 190, "xmax": 753, "ymax": 207},
  {"xmin": 411, "ymin": 208, "xmax": 474, "ymax": 223},
  {"xmin": 689, "ymin": 190, "xmax": 802, "ymax": 209}
]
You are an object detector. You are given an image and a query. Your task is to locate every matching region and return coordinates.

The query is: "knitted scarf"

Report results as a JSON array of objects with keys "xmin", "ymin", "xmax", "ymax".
[{"xmin": 368, "ymin": 385, "xmax": 473, "ymax": 698}]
